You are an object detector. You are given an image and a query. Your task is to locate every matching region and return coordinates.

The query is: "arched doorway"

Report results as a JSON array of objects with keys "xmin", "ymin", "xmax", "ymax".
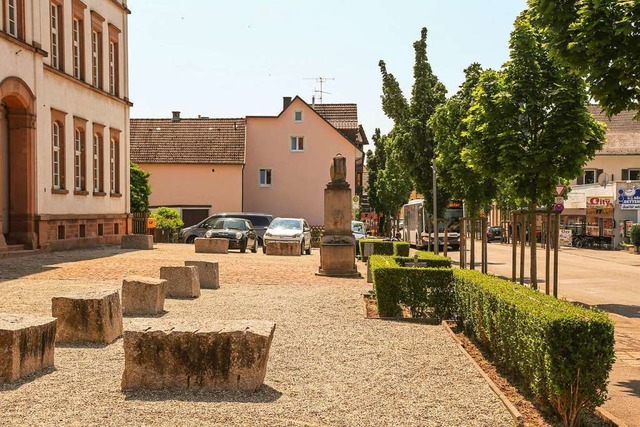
[{"xmin": 0, "ymin": 77, "xmax": 37, "ymax": 250}]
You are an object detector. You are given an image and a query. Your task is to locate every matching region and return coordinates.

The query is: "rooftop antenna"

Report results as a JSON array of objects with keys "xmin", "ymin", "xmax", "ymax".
[{"xmin": 304, "ymin": 76, "xmax": 334, "ymax": 104}]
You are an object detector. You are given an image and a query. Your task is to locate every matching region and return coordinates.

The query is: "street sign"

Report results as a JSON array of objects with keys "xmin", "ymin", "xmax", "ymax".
[
  {"xmin": 554, "ymin": 196, "xmax": 564, "ymax": 204},
  {"xmin": 555, "ymin": 185, "xmax": 566, "ymax": 196},
  {"xmin": 553, "ymin": 203, "xmax": 564, "ymax": 213}
]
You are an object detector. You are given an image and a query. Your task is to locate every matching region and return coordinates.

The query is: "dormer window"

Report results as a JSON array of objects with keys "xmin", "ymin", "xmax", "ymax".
[{"xmin": 294, "ymin": 110, "xmax": 303, "ymax": 122}]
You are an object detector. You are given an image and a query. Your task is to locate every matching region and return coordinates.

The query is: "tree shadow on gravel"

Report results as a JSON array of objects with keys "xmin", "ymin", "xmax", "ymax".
[
  {"xmin": 0, "ymin": 246, "xmax": 143, "ymax": 283},
  {"xmin": 123, "ymin": 384, "xmax": 282, "ymax": 403},
  {"xmin": 0, "ymin": 367, "xmax": 57, "ymax": 391},
  {"xmin": 615, "ymin": 379, "xmax": 640, "ymax": 398}
]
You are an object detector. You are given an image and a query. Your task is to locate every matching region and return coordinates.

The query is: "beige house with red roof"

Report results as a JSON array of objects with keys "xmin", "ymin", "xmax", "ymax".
[
  {"xmin": 574, "ymin": 106, "xmax": 640, "ymax": 185},
  {"xmin": 130, "ymin": 96, "xmax": 367, "ymax": 227},
  {"xmin": 130, "ymin": 113, "xmax": 245, "ymax": 226}
]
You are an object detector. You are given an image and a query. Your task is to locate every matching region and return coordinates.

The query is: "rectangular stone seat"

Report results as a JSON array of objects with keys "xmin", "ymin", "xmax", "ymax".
[
  {"xmin": 121, "ymin": 320, "xmax": 276, "ymax": 392},
  {"xmin": 194, "ymin": 237, "xmax": 228, "ymax": 254},
  {"xmin": 160, "ymin": 266, "xmax": 200, "ymax": 298},
  {"xmin": 122, "ymin": 276, "xmax": 168, "ymax": 316},
  {"xmin": 0, "ymin": 313, "xmax": 57, "ymax": 384},
  {"xmin": 121, "ymin": 235, "xmax": 154, "ymax": 250},
  {"xmin": 51, "ymin": 290, "xmax": 123, "ymax": 344},
  {"xmin": 184, "ymin": 261, "xmax": 219, "ymax": 289},
  {"xmin": 265, "ymin": 241, "xmax": 301, "ymax": 256}
]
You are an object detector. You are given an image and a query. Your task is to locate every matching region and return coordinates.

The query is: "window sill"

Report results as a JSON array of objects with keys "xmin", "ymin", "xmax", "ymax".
[
  {"xmin": 93, "ymin": 191, "xmax": 106, "ymax": 197},
  {"xmin": 51, "ymin": 188, "xmax": 69, "ymax": 195},
  {"xmin": 74, "ymin": 190, "xmax": 89, "ymax": 196},
  {"xmin": 259, "ymin": 185, "xmax": 272, "ymax": 188},
  {"xmin": 110, "ymin": 192, "xmax": 122, "ymax": 198},
  {"xmin": 290, "ymin": 150, "xmax": 304, "ymax": 153}
]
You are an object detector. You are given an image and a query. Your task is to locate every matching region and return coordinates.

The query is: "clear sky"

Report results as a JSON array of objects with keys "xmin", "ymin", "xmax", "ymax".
[{"xmin": 129, "ymin": 0, "xmax": 528, "ymax": 138}]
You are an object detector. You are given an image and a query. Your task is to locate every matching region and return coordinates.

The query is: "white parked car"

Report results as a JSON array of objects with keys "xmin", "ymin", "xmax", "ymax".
[{"xmin": 263, "ymin": 217, "xmax": 312, "ymax": 255}]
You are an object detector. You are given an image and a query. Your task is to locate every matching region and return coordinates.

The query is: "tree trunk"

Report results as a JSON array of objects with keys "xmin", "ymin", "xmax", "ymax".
[{"xmin": 529, "ymin": 202, "xmax": 538, "ymax": 290}]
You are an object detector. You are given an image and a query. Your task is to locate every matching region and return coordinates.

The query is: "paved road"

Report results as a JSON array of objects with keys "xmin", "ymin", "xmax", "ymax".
[{"xmin": 448, "ymin": 243, "xmax": 640, "ymax": 426}]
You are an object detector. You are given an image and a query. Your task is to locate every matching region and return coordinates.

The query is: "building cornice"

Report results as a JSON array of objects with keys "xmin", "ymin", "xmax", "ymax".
[
  {"xmin": 0, "ymin": 31, "xmax": 48, "ymax": 57},
  {"xmin": 44, "ymin": 65, "xmax": 133, "ymax": 107}
]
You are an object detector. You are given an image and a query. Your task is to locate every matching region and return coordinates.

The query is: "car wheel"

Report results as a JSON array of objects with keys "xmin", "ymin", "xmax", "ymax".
[
  {"xmin": 262, "ymin": 242, "xmax": 267, "ymax": 254},
  {"xmin": 300, "ymin": 239, "xmax": 305, "ymax": 255},
  {"xmin": 305, "ymin": 241, "xmax": 311, "ymax": 255},
  {"xmin": 240, "ymin": 239, "xmax": 247, "ymax": 253},
  {"xmin": 251, "ymin": 239, "xmax": 258, "ymax": 253},
  {"xmin": 186, "ymin": 235, "xmax": 196, "ymax": 244}
]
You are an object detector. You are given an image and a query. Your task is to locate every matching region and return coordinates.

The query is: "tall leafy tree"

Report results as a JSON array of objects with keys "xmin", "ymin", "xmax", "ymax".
[
  {"xmin": 528, "ymin": 0, "xmax": 640, "ymax": 118},
  {"xmin": 130, "ymin": 162, "xmax": 151, "ymax": 213},
  {"xmin": 379, "ymin": 28, "xmax": 447, "ymax": 211},
  {"xmin": 465, "ymin": 13, "xmax": 606, "ymax": 290},
  {"xmin": 430, "ymin": 63, "xmax": 497, "ymax": 216}
]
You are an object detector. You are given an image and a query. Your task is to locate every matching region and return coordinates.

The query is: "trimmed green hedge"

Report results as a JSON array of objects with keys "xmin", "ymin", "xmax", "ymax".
[
  {"xmin": 359, "ymin": 239, "xmax": 410, "ymax": 257},
  {"xmin": 453, "ymin": 269, "xmax": 615, "ymax": 425},
  {"xmin": 370, "ymin": 255, "xmax": 454, "ymax": 319},
  {"xmin": 394, "ymin": 250, "xmax": 452, "ymax": 268}
]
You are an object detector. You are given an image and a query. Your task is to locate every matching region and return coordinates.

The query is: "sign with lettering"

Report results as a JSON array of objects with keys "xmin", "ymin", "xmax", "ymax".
[{"xmin": 618, "ymin": 188, "xmax": 640, "ymax": 210}]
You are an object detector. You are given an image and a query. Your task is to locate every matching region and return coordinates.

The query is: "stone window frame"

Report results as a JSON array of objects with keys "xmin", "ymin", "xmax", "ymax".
[
  {"xmin": 71, "ymin": 0, "xmax": 87, "ymax": 81},
  {"xmin": 259, "ymin": 168, "xmax": 272, "ymax": 187},
  {"xmin": 92, "ymin": 123, "xmax": 105, "ymax": 195},
  {"xmin": 4, "ymin": 0, "xmax": 25, "ymax": 39},
  {"xmin": 289, "ymin": 135, "xmax": 304, "ymax": 152},
  {"xmin": 51, "ymin": 108, "xmax": 68, "ymax": 193},
  {"xmin": 293, "ymin": 110, "xmax": 303, "ymax": 122},
  {"xmin": 583, "ymin": 169, "xmax": 597, "ymax": 185},
  {"xmin": 50, "ymin": 0, "xmax": 64, "ymax": 71},
  {"xmin": 109, "ymin": 127, "xmax": 121, "ymax": 196},
  {"xmin": 90, "ymin": 11, "xmax": 104, "ymax": 89},
  {"xmin": 73, "ymin": 116, "xmax": 88, "ymax": 194},
  {"xmin": 108, "ymin": 24, "xmax": 120, "ymax": 97}
]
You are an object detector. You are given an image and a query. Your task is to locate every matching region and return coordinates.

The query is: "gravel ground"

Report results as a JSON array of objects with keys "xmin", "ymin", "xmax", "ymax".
[{"xmin": 0, "ymin": 244, "xmax": 512, "ymax": 426}]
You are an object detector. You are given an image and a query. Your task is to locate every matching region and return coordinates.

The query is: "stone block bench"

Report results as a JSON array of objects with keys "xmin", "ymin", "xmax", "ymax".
[
  {"xmin": 122, "ymin": 276, "xmax": 168, "ymax": 316},
  {"xmin": 184, "ymin": 261, "xmax": 219, "ymax": 289},
  {"xmin": 194, "ymin": 237, "xmax": 228, "ymax": 254},
  {"xmin": 0, "ymin": 313, "xmax": 57, "ymax": 384},
  {"xmin": 121, "ymin": 235, "xmax": 154, "ymax": 250},
  {"xmin": 160, "ymin": 266, "xmax": 200, "ymax": 298},
  {"xmin": 51, "ymin": 290, "xmax": 123, "ymax": 344},
  {"xmin": 265, "ymin": 241, "xmax": 301, "ymax": 256},
  {"xmin": 121, "ymin": 320, "xmax": 276, "ymax": 392}
]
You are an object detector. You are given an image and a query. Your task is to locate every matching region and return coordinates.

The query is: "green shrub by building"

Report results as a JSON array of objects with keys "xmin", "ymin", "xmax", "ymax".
[
  {"xmin": 630, "ymin": 224, "xmax": 640, "ymax": 248},
  {"xmin": 453, "ymin": 269, "xmax": 614, "ymax": 426},
  {"xmin": 369, "ymin": 255, "xmax": 454, "ymax": 319},
  {"xmin": 150, "ymin": 207, "xmax": 184, "ymax": 242}
]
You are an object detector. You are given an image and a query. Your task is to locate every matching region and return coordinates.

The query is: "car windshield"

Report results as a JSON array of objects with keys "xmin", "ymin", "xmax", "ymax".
[
  {"xmin": 269, "ymin": 218, "xmax": 302, "ymax": 230},
  {"xmin": 351, "ymin": 221, "xmax": 365, "ymax": 234},
  {"xmin": 212, "ymin": 218, "xmax": 247, "ymax": 230}
]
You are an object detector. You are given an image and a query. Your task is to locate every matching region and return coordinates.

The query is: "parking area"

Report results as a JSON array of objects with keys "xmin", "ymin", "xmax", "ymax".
[{"xmin": 0, "ymin": 244, "xmax": 512, "ymax": 426}]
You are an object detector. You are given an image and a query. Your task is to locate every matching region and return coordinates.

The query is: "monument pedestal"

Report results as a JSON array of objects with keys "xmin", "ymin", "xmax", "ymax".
[{"xmin": 316, "ymin": 155, "xmax": 360, "ymax": 278}]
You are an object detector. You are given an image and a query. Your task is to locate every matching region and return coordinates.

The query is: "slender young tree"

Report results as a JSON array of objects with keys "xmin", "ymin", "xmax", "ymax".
[
  {"xmin": 130, "ymin": 162, "xmax": 151, "ymax": 213},
  {"xmin": 528, "ymin": 0, "xmax": 640, "ymax": 118},
  {"xmin": 430, "ymin": 63, "xmax": 497, "ymax": 216},
  {"xmin": 379, "ymin": 28, "xmax": 447, "ymax": 211},
  {"xmin": 465, "ymin": 12, "xmax": 606, "ymax": 289}
]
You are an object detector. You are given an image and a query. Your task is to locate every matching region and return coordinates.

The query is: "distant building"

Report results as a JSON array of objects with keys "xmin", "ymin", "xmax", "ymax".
[
  {"xmin": 1, "ymin": 0, "xmax": 131, "ymax": 251},
  {"xmin": 131, "ymin": 96, "xmax": 368, "ymax": 227},
  {"xmin": 574, "ymin": 106, "xmax": 640, "ymax": 185},
  {"xmin": 130, "ymin": 113, "xmax": 245, "ymax": 226}
]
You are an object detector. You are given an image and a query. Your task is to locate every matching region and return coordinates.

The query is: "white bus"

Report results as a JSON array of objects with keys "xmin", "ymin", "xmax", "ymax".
[{"xmin": 402, "ymin": 199, "xmax": 462, "ymax": 250}]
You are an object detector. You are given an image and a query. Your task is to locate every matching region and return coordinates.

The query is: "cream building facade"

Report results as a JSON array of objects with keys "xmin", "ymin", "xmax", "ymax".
[{"xmin": 0, "ymin": 0, "xmax": 131, "ymax": 251}]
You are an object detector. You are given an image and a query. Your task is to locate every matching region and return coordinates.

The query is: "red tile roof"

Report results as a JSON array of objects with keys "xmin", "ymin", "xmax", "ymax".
[
  {"xmin": 130, "ymin": 118, "xmax": 245, "ymax": 164},
  {"xmin": 311, "ymin": 103, "xmax": 368, "ymax": 146},
  {"xmin": 588, "ymin": 105, "xmax": 640, "ymax": 155}
]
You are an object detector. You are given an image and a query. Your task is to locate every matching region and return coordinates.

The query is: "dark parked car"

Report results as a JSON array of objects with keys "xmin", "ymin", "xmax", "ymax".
[
  {"xmin": 487, "ymin": 226, "xmax": 503, "ymax": 242},
  {"xmin": 179, "ymin": 212, "xmax": 273, "ymax": 244},
  {"xmin": 203, "ymin": 218, "xmax": 258, "ymax": 253}
]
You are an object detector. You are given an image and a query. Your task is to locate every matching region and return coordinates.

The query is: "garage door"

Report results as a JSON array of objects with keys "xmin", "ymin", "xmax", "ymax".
[{"xmin": 182, "ymin": 209, "xmax": 209, "ymax": 227}]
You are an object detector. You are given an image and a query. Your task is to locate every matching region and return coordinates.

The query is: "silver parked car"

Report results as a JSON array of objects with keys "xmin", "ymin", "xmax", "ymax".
[{"xmin": 263, "ymin": 217, "xmax": 312, "ymax": 255}]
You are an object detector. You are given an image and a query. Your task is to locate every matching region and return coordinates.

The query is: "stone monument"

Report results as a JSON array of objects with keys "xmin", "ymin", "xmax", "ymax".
[{"xmin": 317, "ymin": 154, "xmax": 360, "ymax": 277}]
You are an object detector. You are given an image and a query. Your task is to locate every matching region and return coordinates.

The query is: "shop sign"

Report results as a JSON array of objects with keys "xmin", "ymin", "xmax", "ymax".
[
  {"xmin": 587, "ymin": 197, "xmax": 613, "ymax": 207},
  {"xmin": 618, "ymin": 188, "xmax": 640, "ymax": 210},
  {"xmin": 559, "ymin": 229, "xmax": 573, "ymax": 246}
]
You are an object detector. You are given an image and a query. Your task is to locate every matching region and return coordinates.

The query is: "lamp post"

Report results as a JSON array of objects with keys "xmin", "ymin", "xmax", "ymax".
[{"xmin": 432, "ymin": 159, "xmax": 438, "ymax": 255}]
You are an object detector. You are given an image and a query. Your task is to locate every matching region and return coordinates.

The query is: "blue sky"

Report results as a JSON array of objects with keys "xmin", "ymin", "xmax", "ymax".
[{"xmin": 129, "ymin": 0, "xmax": 527, "ymax": 138}]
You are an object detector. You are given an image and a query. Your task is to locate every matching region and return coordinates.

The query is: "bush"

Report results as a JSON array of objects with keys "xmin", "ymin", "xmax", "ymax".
[
  {"xmin": 150, "ymin": 207, "xmax": 184, "ymax": 230},
  {"xmin": 630, "ymin": 224, "xmax": 640, "ymax": 248},
  {"xmin": 369, "ymin": 255, "xmax": 454, "ymax": 319},
  {"xmin": 453, "ymin": 269, "xmax": 615, "ymax": 426},
  {"xmin": 359, "ymin": 239, "xmax": 410, "ymax": 257},
  {"xmin": 394, "ymin": 250, "xmax": 452, "ymax": 268}
]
